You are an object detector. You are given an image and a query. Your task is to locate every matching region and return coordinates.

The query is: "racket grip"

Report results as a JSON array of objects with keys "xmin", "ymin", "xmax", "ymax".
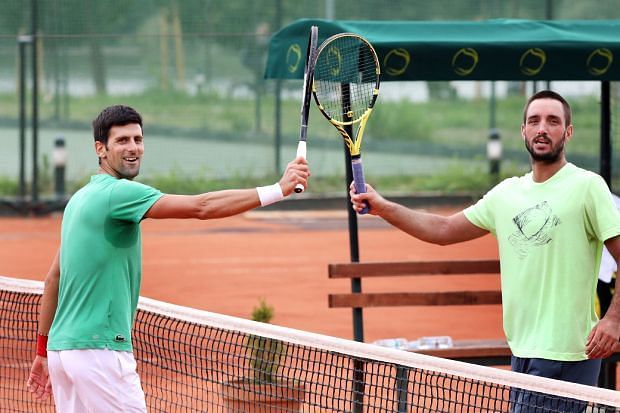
[
  {"xmin": 351, "ymin": 157, "xmax": 370, "ymax": 214},
  {"xmin": 294, "ymin": 141, "xmax": 307, "ymax": 193}
]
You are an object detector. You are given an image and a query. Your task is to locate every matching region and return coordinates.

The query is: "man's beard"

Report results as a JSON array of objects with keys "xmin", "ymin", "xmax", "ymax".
[
  {"xmin": 524, "ymin": 132, "xmax": 566, "ymax": 163},
  {"xmin": 114, "ymin": 163, "xmax": 140, "ymax": 180},
  {"xmin": 118, "ymin": 168, "xmax": 140, "ymax": 180}
]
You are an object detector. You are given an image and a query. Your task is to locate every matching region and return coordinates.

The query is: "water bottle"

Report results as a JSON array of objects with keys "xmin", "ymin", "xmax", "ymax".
[
  {"xmin": 372, "ymin": 338, "xmax": 409, "ymax": 349},
  {"xmin": 417, "ymin": 336, "xmax": 453, "ymax": 349}
]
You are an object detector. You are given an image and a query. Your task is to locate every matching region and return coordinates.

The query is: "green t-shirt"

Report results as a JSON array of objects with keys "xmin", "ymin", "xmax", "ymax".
[
  {"xmin": 48, "ymin": 174, "xmax": 163, "ymax": 352},
  {"xmin": 464, "ymin": 163, "xmax": 620, "ymax": 361}
]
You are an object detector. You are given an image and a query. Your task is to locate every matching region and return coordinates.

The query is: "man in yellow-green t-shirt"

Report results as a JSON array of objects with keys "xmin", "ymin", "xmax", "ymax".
[{"xmin": 350, "ymin": 91, "xmax": 620, "ymax": 393}]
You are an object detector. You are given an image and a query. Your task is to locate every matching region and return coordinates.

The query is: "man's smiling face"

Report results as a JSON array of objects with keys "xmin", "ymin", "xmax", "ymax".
[{"xmin": 96, "ymin": 123, "xmax": 144, "ymax": 180}]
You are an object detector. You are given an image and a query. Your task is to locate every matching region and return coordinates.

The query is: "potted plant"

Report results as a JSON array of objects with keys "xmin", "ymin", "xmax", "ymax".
[{"xmin": 221, "ymin": 299, "xmax": 306, "ymax": 412}]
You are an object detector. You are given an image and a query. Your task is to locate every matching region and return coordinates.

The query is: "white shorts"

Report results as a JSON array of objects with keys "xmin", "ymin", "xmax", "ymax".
[{"xmin": 48, "ymin": 349, "xmax": 147, "ymax": 413}]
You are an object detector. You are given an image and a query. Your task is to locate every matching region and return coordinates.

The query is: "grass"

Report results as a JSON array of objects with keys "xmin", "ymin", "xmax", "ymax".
[
  {"xmin": 0, "ymin": 176, "xmax": 19, "ymax": 196},
  {"xmin": 0, "ymin": 88, "xmax": 615, "ymax": 198},
  {"xmin": 0, "ymin": 89, "xmax": 606, "ymax": 144},
  {"xmin": 0, "ymin": 162, "xmax": 530, "ymax": 198},
  {"xmin": 66, "ymin": 163, "xmax": 529, "ymax": 198}
]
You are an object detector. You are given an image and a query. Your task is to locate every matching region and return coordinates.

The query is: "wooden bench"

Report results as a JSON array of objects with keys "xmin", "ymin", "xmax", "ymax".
[
  {"xmin": 328, "ymin": 259, "xmax": 502, "ymax": 308},
  {"xmin": 328, "ymin": 259, "xmax": 619, "ymax": 390}
]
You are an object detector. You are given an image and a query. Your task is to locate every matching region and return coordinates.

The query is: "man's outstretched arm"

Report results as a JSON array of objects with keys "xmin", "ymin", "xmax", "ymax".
[
  {"xmin": 350, "ymin": 183, "xmax": 488, "ymax": 245},
  {"xmin": 145, "ymin": 157, "xmax": 309, "ymax": 220}
]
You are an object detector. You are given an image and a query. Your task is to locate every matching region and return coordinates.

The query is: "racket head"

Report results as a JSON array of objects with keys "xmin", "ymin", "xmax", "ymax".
[{"xmin": 312, "ymin": 33, "xmax": 380, "ymax": 126}]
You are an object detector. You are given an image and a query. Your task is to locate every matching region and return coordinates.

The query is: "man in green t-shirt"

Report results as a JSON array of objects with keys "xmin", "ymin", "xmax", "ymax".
[
  {"xmin": 26, "ymin": 105, "xmax": 310, "ymax": 412},
  {"xmin": 349, "ymin": 91, "xmax": 620, "ymax": 390}
]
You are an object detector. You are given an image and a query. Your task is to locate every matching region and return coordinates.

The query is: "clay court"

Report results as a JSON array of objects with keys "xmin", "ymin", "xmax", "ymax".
[{"xmin": 0, "ymin": 205, "xmax": 502, "ymax": 344}]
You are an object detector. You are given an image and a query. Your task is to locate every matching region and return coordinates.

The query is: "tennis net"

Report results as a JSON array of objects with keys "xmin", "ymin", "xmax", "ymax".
[{"xmin": 1, "ymin": 275, "xmax": 619, "ymax": 412}]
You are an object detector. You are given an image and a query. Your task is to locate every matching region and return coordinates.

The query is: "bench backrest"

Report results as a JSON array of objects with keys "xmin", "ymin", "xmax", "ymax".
[{"xmin": 328, "ymin": 259, "xmax": 501, "ymax": 308}]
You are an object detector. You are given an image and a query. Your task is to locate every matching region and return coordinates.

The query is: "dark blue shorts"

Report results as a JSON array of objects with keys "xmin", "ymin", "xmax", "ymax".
[{"xmin": 509, "ymin": 356, "xmax": 601, "ymax": 413}]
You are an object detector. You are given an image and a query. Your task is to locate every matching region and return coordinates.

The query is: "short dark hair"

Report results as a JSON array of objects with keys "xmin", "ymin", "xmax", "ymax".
[
  {"xmin": 92, "ymin": 105, "xmax": 143, "ymax": 144},
  {"xmin": 523, "ymin": 90, "xmax": 572, "ymax": 127}
]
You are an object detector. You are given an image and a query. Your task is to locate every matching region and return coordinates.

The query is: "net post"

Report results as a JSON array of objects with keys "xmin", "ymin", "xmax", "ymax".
[{"xmin": 396, "ymin": 365, "xmax": 410, "ymax": 412}]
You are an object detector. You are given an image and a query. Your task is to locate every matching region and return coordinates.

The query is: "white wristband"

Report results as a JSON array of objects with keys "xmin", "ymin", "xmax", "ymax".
[{"xmin": 256, "ymin": 183, "xmax": 284, "ymax": 207}]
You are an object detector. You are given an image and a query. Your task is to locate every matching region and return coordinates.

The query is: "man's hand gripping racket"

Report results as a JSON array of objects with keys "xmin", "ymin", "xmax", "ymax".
[
  {"xmin": 294, "ymin": 25, "xmax": 319, "ymax": 193},
  {"xmin": 311, "ymin": 33, "xmax": 380, "ymax": 213}
]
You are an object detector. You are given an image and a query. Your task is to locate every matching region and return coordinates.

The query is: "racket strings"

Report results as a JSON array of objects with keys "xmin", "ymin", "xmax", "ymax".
[{"xmin": 314, "ymin": 36, "xmax": 378, "ymax": 124}]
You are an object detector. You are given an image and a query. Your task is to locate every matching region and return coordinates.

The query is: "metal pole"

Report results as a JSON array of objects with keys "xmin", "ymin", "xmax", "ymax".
[
  {"xmin": 488, "ymin": 82, "xmax": 501, "ymax": 182},
  {"xmin": 62, "ymin": 48, "xmax": 70, "ymax": 119},
  {"xmin": 345, "ymin": 143, "xmax": 364, "ymax": 344},
  {"xmin": 596, "ymin": 81, "xmax": 612, "ymax": 384},
  {"xmin": 600, "ymin": 81, "xmax": 611, "ymax": 189},
  {"xmin": 339, "ymin": 85, "xmax": 364, "ymax": 342},
  {"xmin": 53, "ymin": 37, "xmax": 60, "ymax": 121},
  {"xmin": 275, "ymin": 80, "xmax": 282, "ymax": 174},
  {"xmin": 340, "ymin": 82, "xmax": 365, "ymax": 413},
  {"xmin": 545, "ymin": 0, "xmax": 553, "ymax": 19},
  {"xmin": 18, "ymin": 36, "xmax": 30, "ymax": 202},
  {"xmin": 344, "ymin": 139, "xmax": 366, "ymax": 413},
  {"xmin": 31, "ymin": 0, "xmax": 39, "ymax": 204},
  {"xmin": 273, "ymin": 0, "xmax": 282, "ymax": 174},
  {"xmin": 545, "ymin": 0, "xmax": 552, "ymax": 90}
]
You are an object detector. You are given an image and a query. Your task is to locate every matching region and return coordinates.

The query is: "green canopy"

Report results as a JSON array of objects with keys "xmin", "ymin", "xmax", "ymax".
[{"xmin": 265, "ymin": 18, "xmax": 620, "ymax": 81}]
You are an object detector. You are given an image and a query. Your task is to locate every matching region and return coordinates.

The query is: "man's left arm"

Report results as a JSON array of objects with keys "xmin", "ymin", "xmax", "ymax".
[{"xmin": 586, "ymin": 235, "xmax": 620, "ymax": 359}]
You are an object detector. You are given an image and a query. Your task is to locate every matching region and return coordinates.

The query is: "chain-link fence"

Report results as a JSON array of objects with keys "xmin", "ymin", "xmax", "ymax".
[{"xmin": 0, "ymin": 0, "xmax": 619, "ymax": 201}]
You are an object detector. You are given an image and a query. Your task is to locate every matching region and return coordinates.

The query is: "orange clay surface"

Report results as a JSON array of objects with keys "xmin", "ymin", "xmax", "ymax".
[{"xmin": 0, "ymin": 206, "xmax": 502, "ymax": 343}]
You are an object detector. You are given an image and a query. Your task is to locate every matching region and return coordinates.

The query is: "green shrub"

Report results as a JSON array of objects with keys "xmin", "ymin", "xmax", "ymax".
[
  {"xmin": 0, "ymin": 176, "xmax": 19, "ymax": 196},
  {"xmin": 248, "ymin": 299, "xmax": 284, "ymax": 383}
]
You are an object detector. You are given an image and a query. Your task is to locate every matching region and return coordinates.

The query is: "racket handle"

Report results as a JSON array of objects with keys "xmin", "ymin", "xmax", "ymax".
[
  {"xmin": 351, "ymin": 157, "xmax": 370, "ymax": 215},
  {"xmin": 294, "ymin": 141, "xmax": 307, "ymax": 193}
]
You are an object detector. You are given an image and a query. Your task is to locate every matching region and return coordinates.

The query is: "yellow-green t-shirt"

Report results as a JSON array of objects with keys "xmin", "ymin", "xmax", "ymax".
[
  {"xmin": 48, "ymin": 174, "xmax": 163, "ymax": 352},
  {"xmin": 464, "ymin": 163, "xmax": 620, "ymax": 361}
]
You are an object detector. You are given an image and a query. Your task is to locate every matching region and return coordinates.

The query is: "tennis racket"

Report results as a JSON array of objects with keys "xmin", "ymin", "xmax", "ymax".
[
  {"xmin": 294, "ymin": 25, "xmax": 319, "ymax": 193},
  {"xmin": 312, "ymin": 33, "xmax": 380, "ymax": 214}
]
